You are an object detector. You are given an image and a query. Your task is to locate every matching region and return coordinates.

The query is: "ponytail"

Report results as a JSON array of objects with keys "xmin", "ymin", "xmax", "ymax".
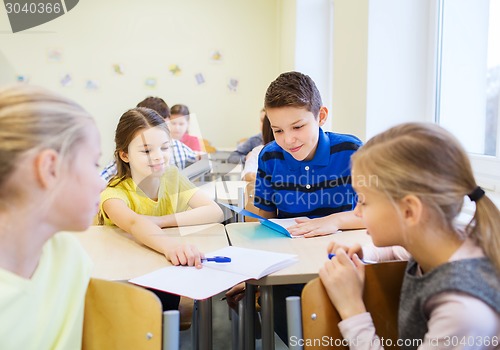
[{"xmin": 468, "ymin": 195, "xmax": 500, "ymax": 274}]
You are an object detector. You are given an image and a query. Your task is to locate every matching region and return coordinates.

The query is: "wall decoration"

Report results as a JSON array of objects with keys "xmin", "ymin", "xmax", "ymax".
[
  {"xmin": 227, "ymin": 78, "xmax": 239, "ymax": 92},
  {"xmin": 47, "ymin": 49, "xmax": 62, "ymax": 62},
  {"xmin": 16, "ymin": 75, "xmax": 29, "ymax": 83},
  {"xmin": 145, "ymin": 77, "xmax": 157, "ymax": 88},
  {"xmin": 169, "ymin": 64, "xmax": 182, "ymax": 76},
  {"xmin": 85, "ymin": 80, "xmax": 99, "ymax": 90},
  {"xmin": 210, "ymin": 50, "xmax": 222, "ymax": 62},
  {"xmin": 195, "ymin": 73, "xmax": 205, "ymax": 85},
  {"xmin": 113, "ymin": 64, "xmax": 124, "ymax": 75},
  {"xmin": 60, "ymin": 73, "xmax": 72, "ymax": 87}
]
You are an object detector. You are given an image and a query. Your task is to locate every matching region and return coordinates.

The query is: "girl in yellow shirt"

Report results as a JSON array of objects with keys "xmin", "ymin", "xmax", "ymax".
[{"xmin": 99, "ymin": 107, "xmax": 223, "ymax": 267}]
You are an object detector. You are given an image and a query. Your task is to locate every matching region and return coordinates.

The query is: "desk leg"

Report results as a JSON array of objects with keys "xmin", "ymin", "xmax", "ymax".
[
  {"xmin": 198, "ymin": 298, "xmax": 213, "ymax": 350},
  {"xmin": 244, "ymin": 283, "xmax": 256, "ymax": 350},
  {"xmin": 261, "ymin": 285, "xmax": 275, "ymax": 350}
]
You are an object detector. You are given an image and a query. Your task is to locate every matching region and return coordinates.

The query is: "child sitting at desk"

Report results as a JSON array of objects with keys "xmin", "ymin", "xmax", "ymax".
[
  {"xmin": 98, "ymin": 107, "xmax": 223, "ymax": 265},
  {"xmin": 0, "ymin": 85, "xmax": 105, "ymax": 349},
  {"xmin": 254, "ymin": 71, "xmax": 364, "ymax": 236},
  {"xmin": 240, "ymin": 114, "xmax": 274, "ymax": 182},
  {"xmin": 228, "ymin": 71, "xmax": 365, "ymax": 344},
  {"xmin": 168, "ymin": 104, "xmax": 202, "ymax": 152},
  {"xmin": 100, "ymin": 97, "xmax": 197, "ymax": 181},
  {"xmin": 320, "ymin": 123, "xmax": 500, "ymax": 349}
]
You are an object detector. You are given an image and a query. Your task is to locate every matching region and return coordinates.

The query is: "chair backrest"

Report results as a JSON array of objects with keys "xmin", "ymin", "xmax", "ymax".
[
  {"xmin": 181, "ymin": 157, "xmax": 212, "ymax": 182},
  {"xmin": 244, "ymin": 181, "xmax": 259, "ymax": 222},
  {"xmin": 83, "ymin": 278, "xmax": 163, "ymax": 350},
  {"xmin": 301, "ymin": 261, "xmax": 407, "ymax": 350}
]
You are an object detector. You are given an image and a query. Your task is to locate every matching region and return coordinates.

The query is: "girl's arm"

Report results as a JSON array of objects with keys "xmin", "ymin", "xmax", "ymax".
[
  {"xmin": 102, "ymin": 198, "xmax": 203, "ymax": 267},
  {"xmin": 157, "ymin": 190, "xmax": 224, "ymax": 227},
  {"xmin": 319, "ymin": 249, "xmax": 384, "ymax": 350},
  {"xmin": 335, "ymin": 292, "xmax": 500, "ymax": 350}
]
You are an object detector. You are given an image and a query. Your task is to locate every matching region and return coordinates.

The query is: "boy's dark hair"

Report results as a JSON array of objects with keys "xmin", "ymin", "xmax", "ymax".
[
  {"xmin": 137, "ymin": 97, "xmax": 170, "ymax": 119},
  {"xmin": 264, "ymin": 71, "xmax": 322, "ymax": 117}
]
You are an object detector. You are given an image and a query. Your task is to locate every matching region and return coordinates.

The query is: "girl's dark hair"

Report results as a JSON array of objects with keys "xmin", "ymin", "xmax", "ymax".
[
  {"xmin": 97, "ymin": 107, "xmax": 169, "ymax": 225},
  {"xmin": 109, "ymin": 107, "xmax": 169, "ymax": 186},
  {"xmin": 262, "ymin": 114, "xmax": 274, "ymax": 144},
  {"xmin": 170, "ymin": 104, "xmax": 190, "ymax": 121}
]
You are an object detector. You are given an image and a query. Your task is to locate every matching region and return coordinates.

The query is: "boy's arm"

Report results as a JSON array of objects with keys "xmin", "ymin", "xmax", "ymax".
[
  {"xmin": 258, "ymin": 208, "xmax": 276, "ymax": 219},
  {"xmin": 287, "ymin": 211, "xmax": 365, "ymax": 238}
]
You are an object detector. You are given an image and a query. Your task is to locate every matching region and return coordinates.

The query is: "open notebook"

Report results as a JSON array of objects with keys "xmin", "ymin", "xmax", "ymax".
[
  {"xmin": 220, "ymin": 203, "xmax": 307, "ymax": 238},
  {"xmin": 129, "ymin": 246, "xmax": 298, "ymax": 300}
]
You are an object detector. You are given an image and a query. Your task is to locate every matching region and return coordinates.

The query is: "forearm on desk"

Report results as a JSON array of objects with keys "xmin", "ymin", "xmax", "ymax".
[{"xmin": 328, "ymin": 211, "xmax": 365, "ymax": 230}]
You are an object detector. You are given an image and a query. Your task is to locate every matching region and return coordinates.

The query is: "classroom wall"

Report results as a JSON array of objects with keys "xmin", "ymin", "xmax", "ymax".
[
  {"xmin": 331, "ymin": 0, "xmax": 435, "ymax": 141},
  {"xmin": 0, "ymin": 0, "xmax": 281, "ymax": 164},
  {"xmin": 1, "ymin": 0, "xmax": 447, "ymax": 158}
]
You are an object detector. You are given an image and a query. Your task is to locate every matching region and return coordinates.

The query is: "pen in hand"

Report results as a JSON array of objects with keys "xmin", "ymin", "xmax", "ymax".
[
  {"xmin": 328, "ymin": 253, "xmax": 375, "ymax": 264},
  {"xmin": 202, "ymin": 256, "xmax": 231, "ymax": 263}
]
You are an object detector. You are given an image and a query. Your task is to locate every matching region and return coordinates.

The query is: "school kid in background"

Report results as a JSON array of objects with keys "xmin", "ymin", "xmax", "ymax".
[
  {"xmin": 320, "ymin": 123, "xmax": 500, "ymax": 349},
  {"xmin": 168, "ymin": 104, "xmax": 202, "ymax": 152},
  {"xmin": 228, "ymin": 108, "xmax": 266, "ymax": 164},
  {"xmin": 240, "ymin": 114, "xmax": 274, "ymax": 182},
  {"xmin": 0, "ymin": 85, "xmax": 105, "ymax": 349},
  {"xmin": 100, "ymin": 96, "xmax": 197, "ymax": 181},
  {"xmin": 98, "ymin": 107, "xmax": 223, "ymax": 263}
]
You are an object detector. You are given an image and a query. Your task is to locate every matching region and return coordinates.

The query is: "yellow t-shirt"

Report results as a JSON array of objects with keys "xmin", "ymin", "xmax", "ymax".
[
  {"xmin": 100, "ymin": 166, "xmax": 198, "ymax": 225},
  {"xmin": 0, "ymin": 233, "xmax": 92, "ymax": 350}
]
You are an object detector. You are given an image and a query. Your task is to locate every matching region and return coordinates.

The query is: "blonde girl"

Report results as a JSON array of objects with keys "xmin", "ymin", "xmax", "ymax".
[
  {"xmin": 98, "ymin": 107, "xmax": 223, "ymax": 267},
  {"xmin": 320, "ymin": 122, "xmax": 500, "ymax": 350},
  {"xmin": 0, "ymin": 85, "xmax": 104, "ymax": 349}
]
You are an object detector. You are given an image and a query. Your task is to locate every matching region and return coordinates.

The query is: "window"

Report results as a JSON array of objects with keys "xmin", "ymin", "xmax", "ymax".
[{"xmin": 436, "ymin": 0, "xmax": 500, "ymax": 190}]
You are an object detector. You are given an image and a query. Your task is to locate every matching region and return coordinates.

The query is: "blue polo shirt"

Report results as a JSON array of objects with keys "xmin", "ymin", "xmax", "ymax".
[{"xmin": 254, "ymin": 128, "xmax": 362, "ymax": 218}]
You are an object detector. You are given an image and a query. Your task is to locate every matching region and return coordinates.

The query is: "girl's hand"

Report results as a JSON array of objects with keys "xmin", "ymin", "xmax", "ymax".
[
  {"xmin": 327, "ymin": 241, "xmax": 363, "ymax": 259},
  {"xmin": 287, "ymin": 217, "xmax": 339, "ymax": 238},
  {"xmin": 166, "ymin": 244, "xmax": 203, "ymax": 269},
  {"xmin": 319, "ymin": 248, "xmax": 367, "ymax": 320}
]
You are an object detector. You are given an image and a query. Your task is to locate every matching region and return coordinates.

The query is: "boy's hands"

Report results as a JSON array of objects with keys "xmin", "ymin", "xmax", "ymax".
[
  {"xmin": 287, "ymin": 216, "xmax": 339, "ymax": 238},
  {"xmin": 319, "ymin": 248, "xmax": 366, "ymax": 320},
  {"xmin": 166, "ymin": 243, "xmax": 203, "ymax": 269}
]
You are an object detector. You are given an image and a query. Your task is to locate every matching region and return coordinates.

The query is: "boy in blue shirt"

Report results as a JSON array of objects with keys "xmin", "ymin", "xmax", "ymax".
[
  {"xmin": 254, "ymin": 71, "xmax": 363, "ymax": 237},
  {"xmin": 254, "ymin": 71, "xmax": 364, "ymax": 344}
]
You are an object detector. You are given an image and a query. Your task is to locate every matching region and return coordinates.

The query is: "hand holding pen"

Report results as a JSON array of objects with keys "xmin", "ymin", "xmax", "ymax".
[{"xmin": 327, "ymin": 241, "xmax": 363, "ymax": 259}]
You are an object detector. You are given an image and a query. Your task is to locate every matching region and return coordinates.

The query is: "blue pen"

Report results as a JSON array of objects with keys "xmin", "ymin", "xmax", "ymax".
[
  {"xmin": 328, "ymin": 253, "xmax": 374, "ymax": 264},
  {"xmin": 202, "ymin": 256, "xmax": 231, "ymax": 263}
]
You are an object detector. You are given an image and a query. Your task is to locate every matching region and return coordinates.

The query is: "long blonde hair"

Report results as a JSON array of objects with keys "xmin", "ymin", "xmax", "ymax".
[
  {"xmin": 0, "ymin": 84, "xmax": 93, "ymax": 205},
  {"xmin": 352, "ymin": 122, "xmax": 500, "ymax": 273}
]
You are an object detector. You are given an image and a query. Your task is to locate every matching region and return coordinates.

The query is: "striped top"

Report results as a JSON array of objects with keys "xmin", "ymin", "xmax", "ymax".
[{"xmin": 254, "ymin": 128, "xmax": 362, "ymax": 218}]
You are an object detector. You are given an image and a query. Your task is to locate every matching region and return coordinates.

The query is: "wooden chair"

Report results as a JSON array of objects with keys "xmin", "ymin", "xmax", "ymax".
[
  {"xmin": 299, "ymin": 261, "xmax": 407, "ymax": 350},
  {"xmin": 83, "ymin": 278, "xmax": 168, "ymax": 350}
]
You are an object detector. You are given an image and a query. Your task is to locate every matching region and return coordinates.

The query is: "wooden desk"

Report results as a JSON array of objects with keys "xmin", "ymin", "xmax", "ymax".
[
  {"xmin": 69, "ymin": 223, "xmax": 228, "ymax": 350},
  {"xmin": 225, "ymin": 222, "xmax": 372, "ymax": 350}
]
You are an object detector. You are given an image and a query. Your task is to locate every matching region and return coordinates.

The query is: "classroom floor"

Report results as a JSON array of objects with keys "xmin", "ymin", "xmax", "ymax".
[{"xmin": 179, "ymin": 291, "xmax": 288, "ymax": 349}]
